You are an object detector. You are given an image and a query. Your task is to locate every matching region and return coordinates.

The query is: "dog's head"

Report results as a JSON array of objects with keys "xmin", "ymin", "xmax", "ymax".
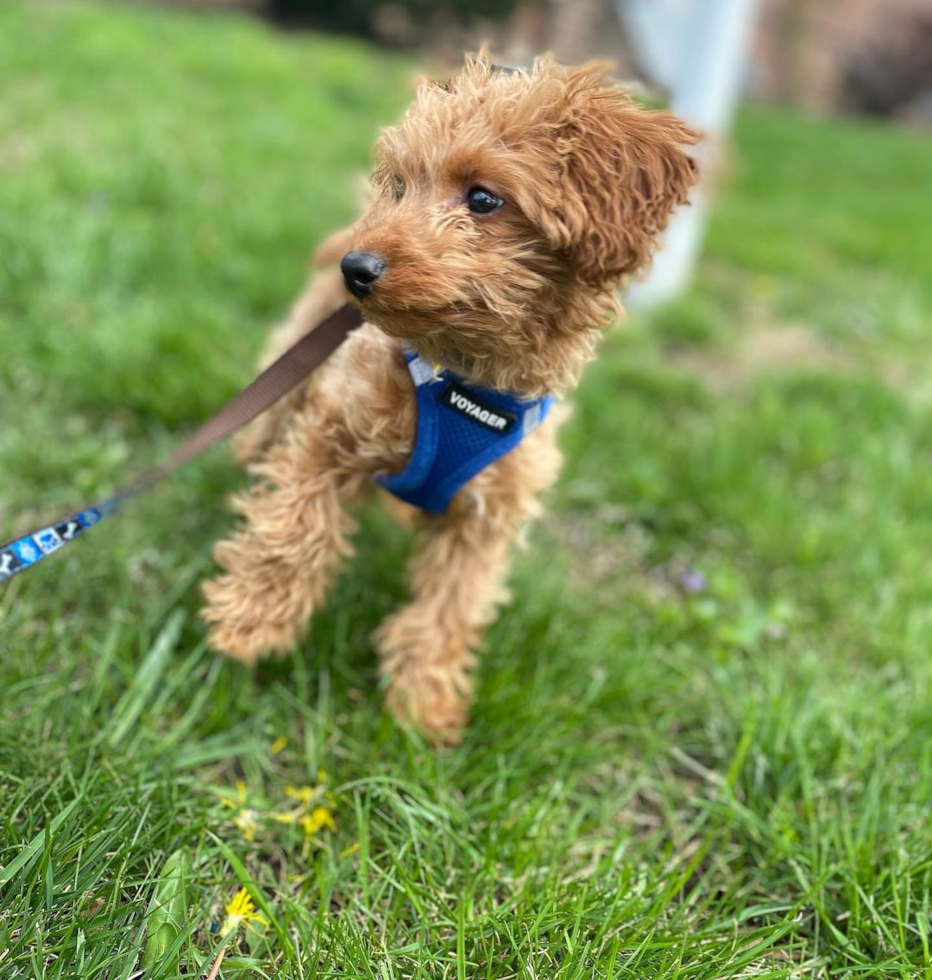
[{"xmin": 342, "ymin": 55, "xmax": 699, "ymax": 393}]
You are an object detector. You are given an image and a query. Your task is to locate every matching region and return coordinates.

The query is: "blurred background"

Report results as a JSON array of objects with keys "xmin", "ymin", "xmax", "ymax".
[{"xmin": 183, "ymin": 0, "xmax": 932, "ymax": 125}]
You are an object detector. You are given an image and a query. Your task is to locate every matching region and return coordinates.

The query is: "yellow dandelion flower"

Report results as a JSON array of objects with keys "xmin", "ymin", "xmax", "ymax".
[
  {"xmin": 300, "ymin": 806, "xmax": 337, "ymax": 838},
  {"xmin": 284, "ymin": 785, "xmax": 316, "ymax": 805},
  {"xmin": 220, "ymin": 888, "xmax": 268, "ymax": 938},
  {"xmin": 232, "ymin": 809, "xmax": 259, "ymax": 843},
  {"xmin": 220, "ymin": 780, "xmax": 248, "ymax": 809},
  {"xmin": 218, "ymin": 781, "xmax": 261, "ymax": 842}
]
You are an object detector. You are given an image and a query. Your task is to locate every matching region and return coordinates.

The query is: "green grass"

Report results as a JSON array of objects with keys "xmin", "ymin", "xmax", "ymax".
[{"xmin": 2, "ymin": 2, "xmax": 932, "ymax": 977}]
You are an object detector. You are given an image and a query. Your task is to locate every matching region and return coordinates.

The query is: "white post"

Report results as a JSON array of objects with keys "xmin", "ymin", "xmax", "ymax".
[{"xmin": 623, "ymin": 0, "xmax": 761, "ymax": 309}]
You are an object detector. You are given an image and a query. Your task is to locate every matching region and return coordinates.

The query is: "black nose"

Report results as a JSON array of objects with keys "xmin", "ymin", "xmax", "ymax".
[{"xmin": 341, "ymin": 251, "xmax": 386, "ymax": 298}]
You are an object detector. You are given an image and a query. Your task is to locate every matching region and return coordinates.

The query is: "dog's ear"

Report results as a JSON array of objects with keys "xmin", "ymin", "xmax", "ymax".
[{"xmin": 550, "ymin": 65, "xmax": 699, "ymax": 283}]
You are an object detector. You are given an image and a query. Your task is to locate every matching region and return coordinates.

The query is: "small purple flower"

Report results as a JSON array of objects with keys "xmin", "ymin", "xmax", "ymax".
[{"xmin": 681, "ymin": 569, "xmax": 707, "ymax": 594}]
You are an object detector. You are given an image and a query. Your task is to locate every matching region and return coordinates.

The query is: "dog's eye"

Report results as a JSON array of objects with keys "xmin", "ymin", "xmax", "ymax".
[
  {"xmin": 466, "ymin": 187, "xmax": 504, "ymax": 215},
  {"xmin": 391, "ymin": 175, "xmax": 406, "ymax": 202}
]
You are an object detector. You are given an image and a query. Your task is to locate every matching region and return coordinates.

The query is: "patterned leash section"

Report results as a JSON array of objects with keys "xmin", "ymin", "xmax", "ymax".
[
  {"xmin": 0, "ymin": 506, "xmax": 109, "ymax": 582},
  {"xmin": 0, "ymin": 303, "xmax": 362, "ymax": 586}
]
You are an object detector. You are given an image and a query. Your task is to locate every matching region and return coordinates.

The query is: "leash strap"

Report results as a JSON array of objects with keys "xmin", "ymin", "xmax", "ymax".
[{"xmin": 0, "ymin": 303, "xmax": 363, "ymax": 584}]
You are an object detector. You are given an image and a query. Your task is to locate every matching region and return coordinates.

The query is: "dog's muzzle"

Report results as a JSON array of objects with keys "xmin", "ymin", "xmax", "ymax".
[{"xmin": 341, "ymin": 251, "xmax": 386, "ymax": 299}]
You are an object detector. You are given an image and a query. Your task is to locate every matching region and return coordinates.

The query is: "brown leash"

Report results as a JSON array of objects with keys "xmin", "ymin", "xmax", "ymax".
[{"xmin": 0, "ymin": 303, "xmax": 363, "ymax": 583}]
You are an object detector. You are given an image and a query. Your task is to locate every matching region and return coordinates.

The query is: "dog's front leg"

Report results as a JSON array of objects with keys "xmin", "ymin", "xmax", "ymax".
[
  {"xmin": 375, "ymin": 418, "xmax": 563, "ymax": 741},
  {"xmin": 202, "ymin": 422, "xmax": 363, "ymax": 665},
  {"xmin": 373, "ymin": 495, "xmax": 520, "ymax": 743},
  {"xmin": 374, "ymin": 419, "xmax": 564, "ymax": 742}
]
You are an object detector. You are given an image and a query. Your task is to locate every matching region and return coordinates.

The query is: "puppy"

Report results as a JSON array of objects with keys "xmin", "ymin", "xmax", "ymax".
[{"xmin": 202, "ymin": 55, "xmax": 698, "ymax": 741}]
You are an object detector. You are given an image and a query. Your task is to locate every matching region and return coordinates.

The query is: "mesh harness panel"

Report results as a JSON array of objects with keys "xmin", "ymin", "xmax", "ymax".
[{"xmin": 376, "ymin": 348, "xmax": 553, "ymax": 514}]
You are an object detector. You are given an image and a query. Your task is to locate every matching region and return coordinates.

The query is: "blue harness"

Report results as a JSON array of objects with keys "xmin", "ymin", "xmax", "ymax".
[{"xmin": 377, "ymin": 348, "xmax": 552, "ymax": 514}]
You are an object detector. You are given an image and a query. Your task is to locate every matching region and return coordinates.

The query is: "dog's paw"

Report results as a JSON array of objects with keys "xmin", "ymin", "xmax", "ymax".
[
  {"xmin": 201, "ymin": 574, "xmax": 295, "ymax": 665},
  {"xmin": 382, "ymin": 660, "xmax": 471, "ymax": 745},
  {"xmin": 374, "ymin": 613, "xmax": 476, "ymax": 744}
]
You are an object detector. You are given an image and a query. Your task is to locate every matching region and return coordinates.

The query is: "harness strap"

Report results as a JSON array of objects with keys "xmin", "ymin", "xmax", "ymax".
[{"xmin": 0, "ymin": 303, "xmax": 363, "ymax": 583}]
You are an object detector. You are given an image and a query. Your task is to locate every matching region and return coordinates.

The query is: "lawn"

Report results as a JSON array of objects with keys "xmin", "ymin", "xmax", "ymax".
[{"xmin": 2, "ymin": 2, "xmax": 932, "ymax": 977}]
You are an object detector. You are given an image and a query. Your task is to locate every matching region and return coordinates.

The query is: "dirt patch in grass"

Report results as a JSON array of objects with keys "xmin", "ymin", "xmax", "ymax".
[
  {"xmin": 669, "ymin": 322, "xmax": 849, "ymax": 391},
  {"xmin": 666, "ymin": 314, "xmax": 930, "ymax": 408},
  {"xmin": 552, "ymin": 505, "xmax": 698, "ymax": 606}
]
